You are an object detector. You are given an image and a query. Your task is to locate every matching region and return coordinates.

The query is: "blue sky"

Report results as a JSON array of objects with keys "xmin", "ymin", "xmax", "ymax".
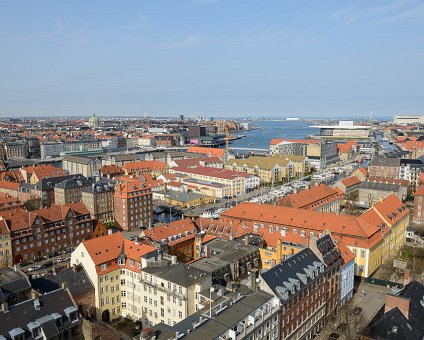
[{"xmin": 1, "ymin": 0, "xmax": 423, "ymax": 118}]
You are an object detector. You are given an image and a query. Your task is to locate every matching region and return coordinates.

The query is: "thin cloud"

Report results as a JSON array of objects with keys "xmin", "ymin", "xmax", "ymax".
[
  {"xmin": 0, "ymin": 19, "xmax": 63, "ymax": 43},
  {"xmin": 72, "ymin": 23, "xmax": 92, "ymax": 46},
  {"xmin": 163, "ymin": 35, "xmax": 201, "ymax": 49}
]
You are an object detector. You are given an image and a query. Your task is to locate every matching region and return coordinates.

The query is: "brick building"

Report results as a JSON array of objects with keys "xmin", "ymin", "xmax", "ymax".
[
  {"xmin": 0, "ymin": 202, "xmax": 94, "ymax": 264},
  {"xmin": 260, "ymin": 248, "xmax": 329, "ymax": 340},
  {"xmin": 114, "ymin": 178, "xmax": 153, "ymax": 231},
  {"xmin": 368, "ymin": 156, "xmax": 400, "ymax": 179}
]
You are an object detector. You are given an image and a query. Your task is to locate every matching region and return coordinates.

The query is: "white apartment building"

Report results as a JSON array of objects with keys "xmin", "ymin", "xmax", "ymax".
[{"xmin": 71, "ymin": 232, "xmax": 212, "ymax": 328}]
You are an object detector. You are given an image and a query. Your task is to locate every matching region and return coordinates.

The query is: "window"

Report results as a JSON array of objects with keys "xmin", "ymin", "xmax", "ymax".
[{"xmin": 100, "ymin": 264, "xmax": 107, "ymax": 271}]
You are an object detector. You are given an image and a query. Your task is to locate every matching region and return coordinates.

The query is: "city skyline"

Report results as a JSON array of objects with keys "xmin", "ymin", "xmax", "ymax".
[{"xmin": 1, "ymin": 0, "xmax": 423, "ymax": 117}]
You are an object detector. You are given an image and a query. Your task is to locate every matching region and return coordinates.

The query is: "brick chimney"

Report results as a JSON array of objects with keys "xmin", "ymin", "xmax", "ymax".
[
  {"xmin": 385, "ymin": 294, "xmax": 410, "ymax": 319},
  {"xmin": 403, "ymin": 269, "xmax": 411, "ymax": 285}
]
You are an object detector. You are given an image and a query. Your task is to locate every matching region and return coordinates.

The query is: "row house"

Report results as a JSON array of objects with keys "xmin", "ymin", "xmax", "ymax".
[
  {"xmin": 220, "ymin": 196, "xmax": 409, "ymax": 278},
  {"xmin": 0, "ymin": 202, "xmax": 94, "ymax": 264},
  {"xmin": 260, "ymin": 248, "xmax": 329, "ymax": 340},
  {"xmin": 71, "ymin": 232, "xmax": 211, "ymax": 327},
  {"xmin": 169, "ymin": 166, "xmax": 259, "ymax": 197},
  {"xmin": 226, "ymin": 155, "xmax": 304, "ymax": 184},
  {"xmin": 122, "ymin": 160, "xmax": 169, "ymax": 178},
  {"xmin": 81, "ymin": 181, "xmax": 115, "ymax": 223},
  {"xmin": 20, "ymin": 164, "xmax": 65, "ymax": 184},
  {"xmin": 368, "ymin": 156, "xmax": 400, "ymax": 179},
  {"xmin": 278, "ymin": 184, "xmax": 342, "ymax": 213}
]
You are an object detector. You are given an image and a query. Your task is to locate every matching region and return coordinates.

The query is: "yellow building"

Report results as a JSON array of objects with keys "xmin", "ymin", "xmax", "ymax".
[
  {"xmin": 225, "ymin": 155, "xmax": 301, "ymax": 184},
  {"xmin": 165, "ymin": 192, "xmax": 215, "ymax": 208},
  {"xmin": 0, "ymin": 218, "xmax": 11, "ymax": 268}
]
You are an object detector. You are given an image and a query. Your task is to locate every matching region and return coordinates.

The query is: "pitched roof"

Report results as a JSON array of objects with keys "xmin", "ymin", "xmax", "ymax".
[
  {"xmin": 171, "ymin": 166, "xmax": 253, "ymax": 180},
  {"xmin": 340, "ymin": 176, "xmax": 361, "ymax": 188},
  {"xmin": 278, "ymin": 184, "xmax": 341, "ymax": 209},
  {"xmin": 143, "ymin": 218, "xmax": 197, "ymax": 244},
  {"xmin": 82, "ymin": 232, "xmax": 157, "ymax": 266},
  {"xmin": 122, "ymin": 160, "xmax": 167, "ymax": 173},
  {"xmin": 187, "ymin": 146, "xmax": 225, "ymax": 158},
  {"xmin": 220, "ymin": 202, "xmax": 382, "ymax": 249},
  {"xmin": 361, "ymin": 194, "xmax": 409, "ymax": 228}
]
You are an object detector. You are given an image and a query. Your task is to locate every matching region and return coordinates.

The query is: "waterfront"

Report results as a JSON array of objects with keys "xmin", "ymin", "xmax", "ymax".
[{"xmin": 225, "ymin": 120, "xmax": 317, "ymax": 152}]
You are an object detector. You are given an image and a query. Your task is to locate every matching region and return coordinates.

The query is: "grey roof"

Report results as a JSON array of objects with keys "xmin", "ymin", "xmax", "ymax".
[
  {"xmin": 33, "ymin": 174, "xmax": 87, "ymax": 191},
  {"xmin": 106, "ymin": 154, "xmax": 142, "ymax": 162},
  {"xmin": 261, "ymin": 248, "xmax": 325, "ymax": 301},
  {"xmin": 55, "ymin": 177, "xmax": 92, "ymax": 189},
  {"xmin": 151, "ymin": 286, "xmax": 275, "ymax": 340},
  {"xmin": 143, "ymin": 263, "xmax": 209, "ymax": 287},
  {"xmin": 0, "ymin": 288, "xmax": 79, "ymax": 338},
  {"xmin": 63, "ymin": 155, "xmax": 100, "ymax": 164},
  {"xmin": 190, "ymin": 238, "xmax": 259, "ymax": 274},
  {"xmin": 0, "ymin": 268, "xmax": 31, "ymax": 303},
  {"xmin": 370, "ymin": 156, "xmax": 400, "ymax": 167},
  {"xmin": 165, "ymin": 192, "xmax": 207, "ymax": 203},
  {"xmin": 359, "ymin": 181, "xmax": 401, "ymax": 192},
  {"xmin": 81, "ymin": 180, "xmax": 114, "ymax": 194},
  {"xmin": 31, "ymin": 265, "xmax": 94, "ymax": 297}
]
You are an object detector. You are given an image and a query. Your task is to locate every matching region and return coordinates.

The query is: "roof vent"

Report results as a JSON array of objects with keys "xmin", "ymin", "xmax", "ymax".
[{"xmin": 34, "ymin": 299, "xmax": 41, "ymax": 311}]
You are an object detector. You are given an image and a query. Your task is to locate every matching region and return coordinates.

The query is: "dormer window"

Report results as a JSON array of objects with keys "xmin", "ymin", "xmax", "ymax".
[
  {"xmin": 130, "ymin": 260, "xmax": 135, "ymax": 267},
  {"xmin": 100, "ymin": 263, "xmax": 107, "ymax": 271},
  {"xmin": 118, "ymin": 257, "xmax": 125, "ymax": 266}
]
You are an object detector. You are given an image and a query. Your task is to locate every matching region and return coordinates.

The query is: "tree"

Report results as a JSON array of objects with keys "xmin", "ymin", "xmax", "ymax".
[{"xmin": 334, "ymin": 301, "xmax": 365, "ymax": 340}]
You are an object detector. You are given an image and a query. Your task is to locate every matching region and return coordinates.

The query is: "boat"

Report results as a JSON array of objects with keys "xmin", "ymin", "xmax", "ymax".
[{"xmin": 248, "ymin": 143, "xmax": 254, "ymax": 146}]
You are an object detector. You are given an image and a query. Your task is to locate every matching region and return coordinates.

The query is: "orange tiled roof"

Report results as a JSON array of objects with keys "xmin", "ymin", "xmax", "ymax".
[
  {"xmin": 337, "ymin": 242, "xmax": 355, "ymax": 268},
  {"xmin": 340, "ymin": 176, "xmax": 361, "ymax": 188},
  {"xmin": 143, "ymin": 218, "xmax": 197, "ymax": 243},
  {"xmin": 187, "ymin": 146, "xmax": 225, "ymax": 158},
  {"xmin": 361, "ymin": 194, "xmax": 409, "ymax": 228},
  {"xmin": 0, "ymin": 181, "xmax": 19, "ymax": 190},
  {"xmin": 0, "ymin": 208, "xmax": 38, "ymax": 231},
  {"xmin": 278, "ymin": 184, "xmax": 341, "ymax": 209},
  {"xmin": 100, "ymin": 165, "xmax": 124, "ymax": 175},
  {"xmin": 114, "ymin": 181, "xmax": 152, "ymax": 198},
  {"xmin": 219, "ymin": 202, "xmax": 383, "ymax": 249},
  {"xmin": 82, "ymin": 232, "xmax": 157, "ymax": 266}
]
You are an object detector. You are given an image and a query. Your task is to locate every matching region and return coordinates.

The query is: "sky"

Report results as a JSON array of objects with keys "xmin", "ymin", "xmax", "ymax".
[{"xmin": 0, "ymin": 0, "xmax": 423, "ymax": 119}]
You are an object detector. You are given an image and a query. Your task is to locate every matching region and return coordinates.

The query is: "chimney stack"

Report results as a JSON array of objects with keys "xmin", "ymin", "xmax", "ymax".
[{"xmin": 1, "ymin": 302, "xmax": 8, "ymax": 313}]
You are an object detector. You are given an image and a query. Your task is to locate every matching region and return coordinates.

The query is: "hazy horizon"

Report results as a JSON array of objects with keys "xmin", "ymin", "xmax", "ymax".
[{"xmin": 1, "ymin": 0, "xmax": 423, "ymax": 117}]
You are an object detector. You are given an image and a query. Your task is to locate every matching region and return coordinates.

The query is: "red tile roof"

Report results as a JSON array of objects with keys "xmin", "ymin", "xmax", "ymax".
[
  {"xmin": 340, "ymin": 176, "xmax": 361, "ymax": 188},
  {"xmin": 361, "ymin": 194, "xmax": 409, "ymax": 228},
  {"xmin": 82, "ymin": 232, "xmax": 157, "ymax": 267},
  {"xmin": 142, "ymin": 218, "xmax": 197, "ymax": 243},
  {"xmin": 278, "ymin": 184, "xmax": 341, "ymax": 209},
  {"xmin": 187, "ymin": 146, "xmax": 225, "ymax": 158},
  {"xmin": 337, "ymin": 242, "xmax": 355, "ymax": 268}
]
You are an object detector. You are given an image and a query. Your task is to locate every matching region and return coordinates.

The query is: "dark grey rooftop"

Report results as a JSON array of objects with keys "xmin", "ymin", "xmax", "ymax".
[
  {"xmin": 359, "ymin": 181, "xmax": 401, "ymax": 192},
  {"xmin": 261, "ymin": 248, "xmax": 324, "ymax": 302},
  {"xmin": 31, "ymin": 264, "xmax": 94, "ymax": 298},
  {"xmin": 190, "ymin": 238, "xmax": 259, "ymax": 273},
  {"xmin": 143, "ymin": 263, "xmax": 210, "ymax": 287},
  {"xmin": 55, "ymin": 177, "xmax": 92, "ymax": 189},
  {"xmin": 369, "ymin": 156, "xmax": 400, "ymax": 167},
  {"xmin": 31, "ymin": 174, "xmax": 87, "ymax": 191},
  {"xmin": 81, "ymin": 180, "xmax": 114, "ymax": 194},
  {"xmin": 151, "ymin": 286, "xmax": 276, "ymax": 340},
  {"xmin": 0, "ymin": 288, "xmax": 79, "ymax": 339},
  {"xmin": 0, "ymin": 268, "xmax": 31, "ymax": 303}
]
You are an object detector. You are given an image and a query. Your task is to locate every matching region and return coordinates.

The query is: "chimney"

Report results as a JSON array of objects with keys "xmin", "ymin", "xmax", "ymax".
[
  {"xmin": 1, "ymin": 302, "xmax": 8, "ymax": 313},
  {"xmin": 72, "ymin": 264, "xmax": 77, "ymax": 273},
  {"xmin": 403, "ymin": 269, "xmax": 411, "ymax": 285},
  {"xmin": 385, "ymin": 294, "xmax": 410, "ymax": 319},
  {"xmin": 244, "ymin": 235, "xmax": 249, "ymax": 246}
]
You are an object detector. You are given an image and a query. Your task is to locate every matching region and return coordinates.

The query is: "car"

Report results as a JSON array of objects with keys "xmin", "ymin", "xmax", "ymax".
[
  {"xmin": 18, "ymin": 261, "xmax": 29, "ymax": 268},
  {"xmin": 41, "ymin": 261, "xmax": 54, "ymax": 269},
  {"xmin": 27, "ymin": 265, "xmax": 41, "ymax": 272}
]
